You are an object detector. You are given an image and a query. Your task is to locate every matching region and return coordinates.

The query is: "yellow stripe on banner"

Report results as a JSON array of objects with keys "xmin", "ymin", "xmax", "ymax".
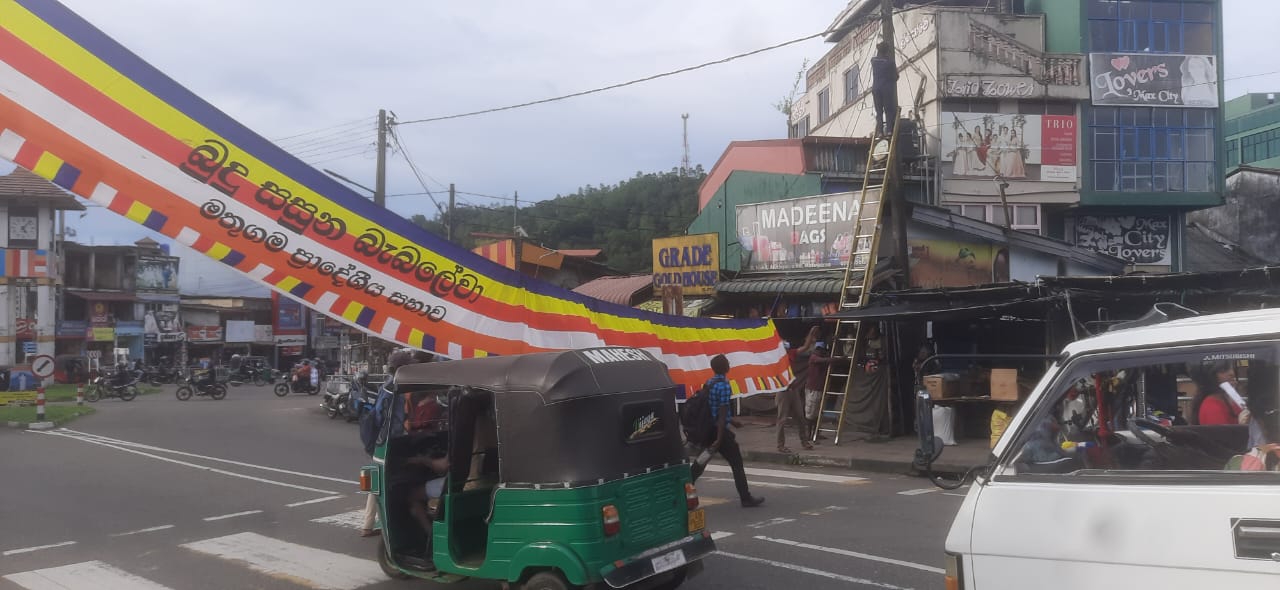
[
  {"xmin": 31, "ymin": 151, "xmax": 62, "ymax": 179},
  {"xmin": 124, "ymin": 201, "xmax": 153, "ymax": 224},
  {"xmin": 276, "ymin": 276, "xmax": 301, "ymax": 294},
  {"xmin": 0, "ymin": 2, "xmax": 782, "ymax": 347},
  {"xmin": 474, "ymin": 350, "xmax": 488, "ymax": 358},
  {"xmin": 206, "ymin": 242, "xmax": 231, "ymax": 261},
  {"xmin": 407, "ymin": 329, "xmax": 426, "ymax": 349},
  {"xmin": 341, "ymin": 302, "xmax": 363, "ymax": 322}
]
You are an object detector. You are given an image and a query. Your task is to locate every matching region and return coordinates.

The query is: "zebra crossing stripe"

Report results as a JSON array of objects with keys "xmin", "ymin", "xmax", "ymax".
[
  {"xmin": 5, "ymin": 560, "xmax": 174, "ymax": 590},
  {"xmin": 310, "ymin": 509, "xmax": 366, "ymax": 529},
  {"xmin": 181, "ymin": 532, "xmax": 383, "ymax": 590}
]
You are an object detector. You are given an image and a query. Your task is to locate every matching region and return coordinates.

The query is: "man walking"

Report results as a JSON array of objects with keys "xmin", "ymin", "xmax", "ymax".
[
  {"xmin": 871, "ymin": 41, "xmax": 898, "ymax": 136},
  {"xmin": 691, "ymin": 354, "xmax": 765, "ymax": 508}
]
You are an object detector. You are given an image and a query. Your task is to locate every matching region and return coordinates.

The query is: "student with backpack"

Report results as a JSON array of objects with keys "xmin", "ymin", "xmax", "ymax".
[{"xmin": 686, "ymin": 354, "xmax": 765, "ymax": 508}]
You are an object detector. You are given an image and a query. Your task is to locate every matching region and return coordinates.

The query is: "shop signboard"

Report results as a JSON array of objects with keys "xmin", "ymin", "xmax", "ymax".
[
  {"xmin": 15, "ymin": 317, "xmax": 35, "ymax": 338},
  {"xmin": 651, "ymin": 234, "xmax": 719, "ymax": 296},
  {"xmin": 274, "ymin": 334, "xmax": 307, "ymax": 346},
  {"xmin": 57, "ymin": 320, "xmax": 86, "ymax": 338},
  {"xmin": 254, "ymin": 324, "xmax": 274, "ymax": 344},
  {"xmin": 1072, "ymin": 215, "xmax": 1171, "ymax": 265},
  {"xmin": 280, "ymin": 345, "xmax": 303, "ymax": 356},
  {"xmin": 272, "ymin": 292, "xmax": 306, "ymax": 333},
  {"xmin": 90, "ymin": 301, "xmax": 110, "ymax": 325},
  {"xmin": 908, "ymin": 238, "xmax": 1010, "ymax": 289},
  {"xmin": 1089, "ymin": 53, "xmax": 1218, "ymax": 108},
  {"xmin": 941, "ymin": 113, "xmax": 1078, "ymax": 182},
  {"xmin": 186, "ymin": 325, "xmax": 222, "ymax": 343},
  {"xmin": 143, "ymin": 309, "xmax": 184, "ymax": 341},
  {"xmin": 91, "ymin": 327, "xmax": 115, "ymax": 342},
  {"xmin": 135, "ymin": 255, "xmax": 180, "ymax": 292},
  {"xmin": 225, "ymin": 320, "xmax": 255, "ymax": 343},
  {"xmin": 736, "ymin": 193, "xmax": 860, "ymax": 271}
]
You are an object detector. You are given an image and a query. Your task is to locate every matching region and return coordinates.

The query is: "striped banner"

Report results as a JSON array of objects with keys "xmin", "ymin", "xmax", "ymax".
[{"xmin": 0, "ymin": 0, "xmax": 792, "ymax": 395}]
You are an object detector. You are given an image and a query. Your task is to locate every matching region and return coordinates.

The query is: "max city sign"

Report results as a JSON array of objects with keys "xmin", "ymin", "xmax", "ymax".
[
  {"xmin": 651, "ymin": 234, "xmax": 719, "ymax": 296},
  {"xmin": 1089, "ymin": 53, "xmax": 1219, "ymax": 108}
]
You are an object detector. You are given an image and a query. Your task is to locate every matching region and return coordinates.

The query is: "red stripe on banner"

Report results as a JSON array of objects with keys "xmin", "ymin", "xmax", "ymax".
[{"xmin": 12, "ymin": 138, "xmax": 41, "ymax": 169}]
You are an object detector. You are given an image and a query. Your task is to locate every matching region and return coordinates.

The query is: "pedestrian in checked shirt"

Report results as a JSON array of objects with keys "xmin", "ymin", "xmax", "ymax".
[{"xmin": 690, "ymin": 354, "xmax": 765, "ymax": 508}]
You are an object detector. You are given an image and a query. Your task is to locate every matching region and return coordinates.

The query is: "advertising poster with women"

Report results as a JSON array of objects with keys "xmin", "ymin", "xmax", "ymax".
[{"xmin": 941, "ymin": 113, "xmax": 1078, "ymax": 182}]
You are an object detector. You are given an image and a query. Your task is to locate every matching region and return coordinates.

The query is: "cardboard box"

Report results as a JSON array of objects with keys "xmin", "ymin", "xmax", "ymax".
[
  {"xmin": 924, "ymin": 373, "xmax": 963, "ymax": 400},
  {"xmin": 990, "ymin": 368, "xmax": 1028, "ymax": 401}
]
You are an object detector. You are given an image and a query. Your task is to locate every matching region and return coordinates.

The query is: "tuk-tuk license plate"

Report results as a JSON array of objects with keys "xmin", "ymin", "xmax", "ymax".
[
  {"xmin": 651, "ymin": 549, "xmax": 687, "ymax": 575},
  {"xmin": 687, "ymin": 508, "xmax": 705, "ymax": 533}
]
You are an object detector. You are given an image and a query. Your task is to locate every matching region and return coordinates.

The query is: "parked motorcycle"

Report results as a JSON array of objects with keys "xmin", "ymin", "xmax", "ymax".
[
  {"xmin": 175, "ymin": 370, "xmax": 227, "ymax": 401},
  {"xmin": 322, "ymin": 376, "xmax": 360, "ymax": 421},
  {"xmin": 84, "ymin": 370, "xmax": 139, "ymax": 402},
  {"xmin": 144, "ymin": 365, "xmax": 181, "ymax": 386}
]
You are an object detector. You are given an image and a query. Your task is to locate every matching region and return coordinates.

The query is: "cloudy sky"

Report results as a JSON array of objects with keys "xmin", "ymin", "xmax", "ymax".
[{"xmin": 37, "ymin": 0, "xmax": 1280, "ymax": 295}]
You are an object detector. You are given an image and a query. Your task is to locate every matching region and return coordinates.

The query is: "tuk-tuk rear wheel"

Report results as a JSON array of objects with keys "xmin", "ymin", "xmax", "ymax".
[
  {"xmin": 376, "ymin": 541, "xmax": 411, "ymax": 580},
  {"xmin": 523, "ymin": 571, "xmax": 573, "ymax": 590}
]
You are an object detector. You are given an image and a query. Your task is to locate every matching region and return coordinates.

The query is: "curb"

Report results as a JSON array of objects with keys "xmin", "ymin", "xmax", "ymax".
[
  {"xmin": 27, "ymin": 421, "xmax": 55, "ymax": 431},
  {"xmin": 741, "ymin": 448, "xmax": 974, "ymax": 477}
]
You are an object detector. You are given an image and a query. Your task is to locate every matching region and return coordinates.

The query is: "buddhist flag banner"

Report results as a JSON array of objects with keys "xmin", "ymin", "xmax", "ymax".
[{"xmin": 0, "ymin": 0, "xmax": 791, "ymax": 395}]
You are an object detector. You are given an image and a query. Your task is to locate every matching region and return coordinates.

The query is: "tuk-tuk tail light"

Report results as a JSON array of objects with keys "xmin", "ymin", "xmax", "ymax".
[
  {"xmin": 359, "ymin": 468, "xmax": 373, "ymax": 493},
  {"xmin": 944, "ymin": 553, "xmax": 963, "ymax": 590},
  {"xmin": 602, "ymin": 505, "xmax": 621, "ymax": 537},
  {"xmin": 685, "ymin": 483, "xmax": 699, "ymax": 510}
]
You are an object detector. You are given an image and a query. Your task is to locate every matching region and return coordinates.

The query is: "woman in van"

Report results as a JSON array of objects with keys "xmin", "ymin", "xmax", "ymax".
[
  {"xmin": 1228, "ymin": 366, "xmax": 1280, "ymax": 471},
  {"xmin": 1192, "ymin": 362, "xmax": 1243, "ymax": 425}
]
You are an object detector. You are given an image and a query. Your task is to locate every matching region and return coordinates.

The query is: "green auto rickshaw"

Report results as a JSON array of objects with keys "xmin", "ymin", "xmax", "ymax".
[{"xmin": 360, "ymin": 347, "xmax": 714, "ymax": 590}]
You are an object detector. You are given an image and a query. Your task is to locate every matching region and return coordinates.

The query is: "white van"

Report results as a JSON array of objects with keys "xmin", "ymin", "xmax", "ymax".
[{"xmin": 944, "ymin": 308, "xmax": 1280, "ymax": 588}]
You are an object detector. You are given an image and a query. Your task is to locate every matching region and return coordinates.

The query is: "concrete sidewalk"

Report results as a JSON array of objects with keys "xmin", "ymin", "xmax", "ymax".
[{"xmin": 731, "ymin": 415, "xmax": 993, "ymax": 476}]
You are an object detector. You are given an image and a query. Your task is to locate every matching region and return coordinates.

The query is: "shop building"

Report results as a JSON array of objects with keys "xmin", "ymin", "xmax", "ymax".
[
  {"xmin": 179, "ymin": 296, "xmax": 272, "ymax": 368},
  {"xmin": 62, "ymin": 238, "xmax": 182, "ymax": 363}
]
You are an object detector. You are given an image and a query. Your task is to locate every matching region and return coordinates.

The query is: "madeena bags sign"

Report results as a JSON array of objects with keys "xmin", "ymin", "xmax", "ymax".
[{"xmin": 1089, "ymin": 53, "xmax": 1219, "ymax": 108}]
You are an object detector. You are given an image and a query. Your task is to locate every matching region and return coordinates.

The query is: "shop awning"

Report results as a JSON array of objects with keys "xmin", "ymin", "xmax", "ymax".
[
  {"xmin": 67, "ymin": 290, "xmax": 137, "ymax": 302},
  {"xmin": 716, "ymin": 265, "xmax": 897, "ymax": 297},
  {"xmin": 136, "ymin": 292, "xmax": 180, "ymax": 303},
  {"xmin": 829, "ymin": 296, "xmax": 1060, "ymax": 322}
]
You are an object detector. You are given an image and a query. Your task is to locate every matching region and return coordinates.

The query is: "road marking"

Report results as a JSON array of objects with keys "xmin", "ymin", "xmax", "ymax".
[
  {"xmin": 286, "ymin": 495, "xmax": 344, "ymax": 508},
  {"xmin": 800, "ymin": 505, "xmax": 848, "ymax": 516},
  {"xmin": 202, "ymin": 510, "xmax": 264, "ymax": 522},
  {"xmin": 702, "ymin": 464, "xmax": 865, "ymax": 484},
  {"xmin": 698, "ymin": 496, "xmax": 730, "ymax": 507},
  {"xmin": 703, "ymin": 477, "xmax": 807, "ymax": 489},
  {"xmin": 110, "ymin": 524, "xmax": 175, "ymax": 537},
  {"xmin": 182, "ymin": 532, "xmax": 384, "ymax": 590},
  {"xmin": 54, "ymin": 429, "xmax": 356, "ymax": 484},
  {"xmin": 1, "ymin": 541, "xmax": 76, "ymax": 557},
  {"xmin": 714, "ymin": 551, "xmax": 913, "ymax": 590},
  {"xmin": 747, "ymin": 517, "xmax": 795, "ymax": 530},
  {"xmin": 33, "ymin": 431, "xmax": 339, "ymax": 495},
  {"xmin": 311, "ymin": 509, "xmax": 366, "ymax": 529},
  {"xmin": 897, "ymin": 488, "xmax": 939, "ymax": 496},
  {"xmin": 5, "ymin": 560, "xmax": 174, "ymax": 590},
  {"xmin": 942, "ymin": 492, "xmax": 968, "ymax": 497},
  {"xmin": 754, "ymin": 536, "xmax": 945, "ymax": 575},
  {"xmin": 711, "ymin": 532, "xmax": 735, "ymax": 540}
]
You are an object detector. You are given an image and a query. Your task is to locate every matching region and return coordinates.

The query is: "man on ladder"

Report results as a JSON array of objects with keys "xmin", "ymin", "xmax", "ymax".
[{"xmin": 871, "ymin": 41, "xmax": 898, "ymax": 137}]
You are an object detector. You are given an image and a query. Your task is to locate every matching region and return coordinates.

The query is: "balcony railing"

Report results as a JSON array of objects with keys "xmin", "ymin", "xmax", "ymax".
[{"xmin": 969, "ymin": 21, "xmax": 1082, "ymax": 87}]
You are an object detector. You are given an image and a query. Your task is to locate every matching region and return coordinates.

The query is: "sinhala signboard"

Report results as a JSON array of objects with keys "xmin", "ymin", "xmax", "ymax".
[
  {"xmin": 736, "ymin": 193, "xmax": 861, "ymax": 271},
  {"xmin": 651, "ymin": 234, "xmax": 718, "ymax": 296}
]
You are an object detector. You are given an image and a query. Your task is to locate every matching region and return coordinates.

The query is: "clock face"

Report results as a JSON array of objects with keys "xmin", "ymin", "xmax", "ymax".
[{"xmin": 9, "ymin": 216, "xmax": 36, "ymax": 240}]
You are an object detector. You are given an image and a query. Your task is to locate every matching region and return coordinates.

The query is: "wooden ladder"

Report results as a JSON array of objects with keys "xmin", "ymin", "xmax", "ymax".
[{"xmin": 812, "ymin": 112, "xmax": 903, "ymax": 445}]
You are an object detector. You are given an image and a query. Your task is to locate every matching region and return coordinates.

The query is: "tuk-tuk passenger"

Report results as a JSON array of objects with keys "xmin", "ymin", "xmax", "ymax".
[{"xmin": 406, "ymin": 451, "xmax": 450, "ymax": 542}]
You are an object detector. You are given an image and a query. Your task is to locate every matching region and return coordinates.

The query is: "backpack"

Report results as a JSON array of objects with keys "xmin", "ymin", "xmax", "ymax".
[{"xmin": 681, "ymin": 381, "xmax": 716, "ymax": 447}]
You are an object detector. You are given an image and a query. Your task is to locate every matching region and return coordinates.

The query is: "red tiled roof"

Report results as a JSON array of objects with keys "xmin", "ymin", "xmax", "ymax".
[
  {"xmin": 0, "ymin": 166, "xmax": 86, "ymax": 210},
  {"xmin": 571, "ymin": 274, "xmax": 653, "ymax": 306}
]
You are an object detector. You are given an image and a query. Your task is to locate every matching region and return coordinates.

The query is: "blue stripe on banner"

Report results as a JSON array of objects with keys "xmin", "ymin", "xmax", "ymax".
[
  {"xmin": 289, "ymin": 282, "xmax": 313, "ymax": 299},
  {"xmin": 419, "ymin": 332, "xmax": 436, "ymax": 353},
  {"xmin": 143, "ymin": 210, "xmax": 168, "ymax": 232},
  {"xmin": 51, "ymin": 161, "xmax": 79, "ymax": 189},
  {"xmin": 221, "ymin": 249, "xmax": 245, "ymax": 266},
  {"xmin": 16, "ymin": 0, "xmax": 768, "ymax": 331},
  {"xmin": 355, "ymin": 307, "xmax": 375, "ymax": 328}
]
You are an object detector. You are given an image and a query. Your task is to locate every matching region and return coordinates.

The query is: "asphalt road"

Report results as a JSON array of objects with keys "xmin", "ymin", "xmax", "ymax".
[{"xmin": 0, "ymin": 384, "xmax": 963, "ymax": 590}]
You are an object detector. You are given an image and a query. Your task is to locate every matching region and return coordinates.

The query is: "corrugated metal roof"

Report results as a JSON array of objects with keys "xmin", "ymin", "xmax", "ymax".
[
  {"xmin": 571, "ymin": 274, "xmax": 653, "ymax": 306},
  {"xmin": 1184, "ymin": 222, "xmax": 1272, "ymax": 272},
  {"xmin": 715, "ymin": 271, "xmax": 846, "ymax": 296}
]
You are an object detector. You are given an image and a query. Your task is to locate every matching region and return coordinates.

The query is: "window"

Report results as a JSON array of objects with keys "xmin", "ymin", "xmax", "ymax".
[
  {"xmin": 1088, "ymin": 0, "xmax": 1217, "ymax": 54},
  {"xmin": 1225, "ymin": 139, "xmax": 1238, "ymax": 167},
  {"xmin": 1000, "ymin": 342, "xmax": 1279, "ymax": 479},
  {"xmin": 1091, "ymin": 106, "xmax": 1215, "ymax": 193},
  {"xmin": 941, "ymin": 98, "xmax": 1000, "ymax": 114},
  {"xmin": 945, "ymin": 203, "xmax": 1042, "ymax": 235},
  {"xmin": 843, "ymin": 67, "xmax": 860, "ymax": 106},
  {"xmin": 789, "ymin": 115, "xmax": 810, "ymax": 139},
  {"xmin": 1240, "ymin": 128, "xmax": 1280, "ymax": 165},
  {"xmin": 1017, "ymin": 101, "xmax": 1077, "ymax": 116},
  {"xmin": 817, "ymin": 88, "xmax": 831, "ymax": 125}
]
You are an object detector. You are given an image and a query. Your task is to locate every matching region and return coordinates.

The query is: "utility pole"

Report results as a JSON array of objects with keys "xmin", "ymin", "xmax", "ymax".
[
  {"xmin": 881, "ymin": 0, "xmax": 910, "ymax": 286},
  {"xmin": 512, "ymin": 191, "xmax": 522, "ymax": 273},
  {"xmin": 680, "ymin": 113, "xmax": 691, "ymax": 176},
  {"xmin": 374, "ymin": 109, "xmax": 388, "ymax": 208},
  {"xmin": 447, "ymin": 183, "xmax": 456, "ymax": 242}
]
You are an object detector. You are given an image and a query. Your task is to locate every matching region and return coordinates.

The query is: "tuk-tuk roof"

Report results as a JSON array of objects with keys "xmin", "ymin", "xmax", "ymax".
[{"xmin": 393, "ymin": 347, "xmax": 674, "ymax": 402}]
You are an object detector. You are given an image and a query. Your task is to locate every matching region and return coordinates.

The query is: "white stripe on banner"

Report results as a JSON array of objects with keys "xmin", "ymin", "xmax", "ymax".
[
  {"xmin": 5, "ymin": 561, "xmax": 174, "ymax": 590},
  {"xmin": 181, "ymin": 532, "xmax": 384, "ymax": 590},
  {"xmin": 0, "ymin": 128, "xmax": 25, "ymax": 160}
]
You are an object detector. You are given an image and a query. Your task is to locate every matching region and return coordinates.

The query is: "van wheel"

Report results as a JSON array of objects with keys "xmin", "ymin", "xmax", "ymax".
[
  {"xmin": 524, "ymin": 571, "xmax": 573, "ymax": 590},
  {"xmin": 377, "ymin": 541, "xmax": 411, "ymax": 580}
]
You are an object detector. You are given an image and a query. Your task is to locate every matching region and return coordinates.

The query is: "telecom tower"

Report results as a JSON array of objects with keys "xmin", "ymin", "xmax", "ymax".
[{"xmin": 680, "ymin": 113, "xmax": 691, "ymax": 177}]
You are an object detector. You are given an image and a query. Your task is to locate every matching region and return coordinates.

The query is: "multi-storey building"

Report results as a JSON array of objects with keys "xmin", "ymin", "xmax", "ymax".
[{"xmin": 787, "ymin": 0, "xmax": 1224, "ymax": 272}]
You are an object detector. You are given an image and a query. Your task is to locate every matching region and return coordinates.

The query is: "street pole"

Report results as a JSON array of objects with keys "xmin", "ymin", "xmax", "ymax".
[
  {"xmin": 881, "ymin": 0, "xmax": 910, "ymax": 286},
  {"xmin": 374, "ymin": 109, "xmax": 388, "ymax": 208},
  {"xmin": 448, "ymin": 183, "xmax": 456, "ymax": 242},
  {"xmin": 512, "ymin": 191, "xmax": 522, "ymax": 273}
]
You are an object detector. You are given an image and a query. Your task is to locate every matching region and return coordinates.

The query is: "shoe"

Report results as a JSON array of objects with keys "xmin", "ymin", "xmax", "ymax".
[
  {"xmin": 359, "ymin": 528, "xmax": 380, "ymax": 537},
  {"xmin": 740, "ymin": 496, "xmax": 766, "ymax": 508}
]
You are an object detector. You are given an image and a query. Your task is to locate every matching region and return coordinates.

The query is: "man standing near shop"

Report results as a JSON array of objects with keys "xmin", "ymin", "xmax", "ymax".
[{"xmin": 691, "ymin": 354, "xmax": 765, "ymax": 508}]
